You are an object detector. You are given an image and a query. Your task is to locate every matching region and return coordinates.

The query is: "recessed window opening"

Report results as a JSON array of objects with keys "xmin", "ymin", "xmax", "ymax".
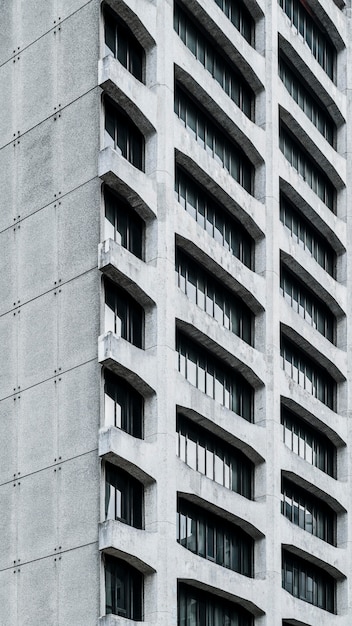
[
  {"xmin": 281, "ymin": 406, "xmax": 336, "ymax": 477},
  {"xmin": 281, "ymin": 337, "xmax": 335, "ymax": 409},
  {"xmin": 104, "ymin": 6, "xmax": 144, "ymax": 81},
  {"xmin": 282, "ymin": 550, "xmax": 336, "ymax": 613},
  {"xmin": 177, "ymin": 414, "xmax": 253, "ymax": 498},
  {"xmin": 175, "ymin": 85, "xmax": 253, "ymax": 194},
  {"xmin": 280, "ymin": 124, "xmax": 335, "ymax": 211},
  {"xmin": 280, "ymin": 266, "xmax": 335, "ymax": 343},
  {"xmin": 177, "ymin": 498, "xmax": 253, "ymax": 576},
  {"xmin": 105, "ymin": 279, "xmax": 144, "ymax": 348},
  {"xmin": 105, "ymin": 462, "xmax": 143, "ymax": 529},
  {"xmin": 278, "ymin": 0, "xmax": 335, "ymax": 80},
  {"xmin": 104, "ymin": 370, "xmax": 143, "ymax": 438},
  {"xmin": 214, "ymin": 0, "xmax": 254, "ymax": 45},
  {"xmin": 176, "ymin": 249, "xmax": 253, "ymax": 344},
  {"xmin": 281, "ymin": 478, "xmax": 335, "ymax": 544},
  {"xmin": 104, "ymin": 97, "xmax": 144, "ymax": 171},
  {"xmin": 279, "ymin": 55, "xmax": 335, "ymax": 145},
  {"xmin": 176, "ymin": 331, "xmax": 253, "ymax": 421},
  {"xmin": 175, "ymin": 167, "xmax": 253, "ymax": 268},
  {"xmin": 104, "ymin": 187, "xmax": 144, "ymax": 259},
  {"xmin": 105, "ymin": 555, "xmax": 143, "ymax": 619},
  {"xmin": 280, "ymin": 194, "xmax": 335, "ymax": 276},
  {"xmin": 174, "ymin": 3, "xmax": 254, "ymax": 119},
  {"xmin": 178, "ymin": 583, "xmax": 254, "ymax": 626}
]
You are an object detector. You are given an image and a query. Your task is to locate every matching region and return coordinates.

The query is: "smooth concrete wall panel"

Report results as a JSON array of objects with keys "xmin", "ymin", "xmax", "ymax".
[
  {"xmin": 0, "ymin": 483, "xmax": 16, "ymax": 570},
  {"xmin": 0, "ymin": 398, "xmax": 17, "ymax": 482},
  {"xmin": 0, "ymin": 569, "xmax": 17, "ymax": 626},
  {"xmin": 57, "ymin": 1, "xmax": 99, "ymax": 108},
  {"xmin": 18, "ymin": 120, "xmax": 58, "ymax": 220},
  {"xmin": 18, "ymin": 0, "xmax": 56, "ymax": 54},
  {"xmin": 58, "ymin": 90, "xmax": 99, "ymax": 197},
  {"xmin": 17, "ymin": 380, "xmax": 56, "ymax": 476},
  {"xmin": 57, "ymin": 270, "xmax": 99, "ymax": 371},
  {"xmin": 17, "ymin": 558, "xmax": 56, "ymax": 626},
  {"xmin": 57, "ymin": 179, "xmax": 100, "ymax": 283},
  {"xmin": 0, "ymin": 61, "xmax": 16, "ymax": 148},
  {"xmin": 58, "ymin": 451, "xmax": 99, "ymax": 550},
  {"xmin": 18, "ymin": 204, "xmax": 57, "ymax": 305},
  {"xmin": 0, "ymin": 228, "xmax": 17, "ymax": 316},
  {"xmin": 0, "ymin": 1, "xmax": 15, "ymax": 65},
  {"xmin": 0, "ymin": 313, "xmax": 17, "ymax": 400},
  {"xmin": 58, "ymin": 360, "xmax": 100, "ymax": 459},
  {"xmin": 0, "ymin": 144, "xmax": 16, "ymax": 232},
  {"xmin": 19, "ymin": 35, "xmax": 56, "ymax": 136},
  {"xmin": 59, "ymin": 0, "xmax": 98, "ymax": 20},
  {"xmin": 58, "ymin": 544, "xmax": 100, "ymax": 626},
  {"xmin": 18, "ymin": 292, "xmax": 57, "ymax": 390},
  {"xmin": 17, "ymin": 469, "xmax": 57, "ymax": 564}
]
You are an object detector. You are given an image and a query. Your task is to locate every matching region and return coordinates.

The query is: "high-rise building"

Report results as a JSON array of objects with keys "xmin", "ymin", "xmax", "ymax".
[{"xmin": 0, "ymin": 0, "xmax": 351, "ymax": 624}]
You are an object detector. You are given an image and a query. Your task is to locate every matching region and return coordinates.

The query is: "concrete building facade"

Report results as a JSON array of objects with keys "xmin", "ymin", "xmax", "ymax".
[{"xmin": 0, "ymin": 0, "xmax": 351, "ymax": 624}]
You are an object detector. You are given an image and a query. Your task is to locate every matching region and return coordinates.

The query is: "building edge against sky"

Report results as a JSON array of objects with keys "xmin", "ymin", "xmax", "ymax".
[{"xmin": 0, "ymin": 0, "xmax": 351, "ymax": 624}]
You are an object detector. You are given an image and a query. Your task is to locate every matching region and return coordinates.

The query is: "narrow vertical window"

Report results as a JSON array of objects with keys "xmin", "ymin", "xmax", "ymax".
[
  {"xmin": 104, "ymin": 188, "xmax": 144, "ymax": 259},
  {"xmin": 105, "ymin": 98, "xmax": 144, "ymax": 171},
  {"xmin": 104, "ymin": 371, "xmax": 143, "ymax": 438},
  {"xmin": 104, "ymin": 6, "xmax": 144, "ymax": 82}
]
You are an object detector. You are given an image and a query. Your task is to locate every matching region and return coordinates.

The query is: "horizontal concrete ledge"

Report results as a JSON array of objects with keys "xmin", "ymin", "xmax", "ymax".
[
  {"xmin": 282, "ymin": 543, "xmax": 346, "ymax": 580},
  {"xmin": 280, "ymin": 322, "xmax": 346, "ymax": 384},
  {"xmin": 104, "ymin": 0, "xmax": 156, "ymax": 50},
  {"xmin": 99, "ymin": 56, "xmax": 157, "ymax": 135},
  {"xmin": 281, "ymin": 394, "xmax": 346, "ymax": 449},
  {"xmin": 99, "ymin": 615, "xmax": 147, "ymax": 626},
  {"xmin": 176, "ymin": 395, "xmax": 265, "ymax": 465},
  {"xmin": 99, "ymin": 239, "xmax": 157, "ymax": 307},
  {"xmin": 100, "ymin": 520, "xmax": 157, "ymax": 574},
  {"xmin": 99, "ymin": 426, "xmax": 156, "ymax": 484},
  {"xmin": 175, "ymin": 62, "xmax": 265, "ymax": 168},
  {"xmin": 178, "ymin": 488, "xmax": 265, "ymax": 539},
  {"xmin": 278, "ymin": 27, "xmax": 346, "ymax": 127},
  {"xmin": 279, "ymin": 105, "xmax": 346, "ymax": 191},
  {"xmin": 185, "ymin": 0, "xmax": 265, "ymax": 90},
  {"xmin": 176, "ymin": 231, "xmax": 265, "ymax": 314},
  {"xmin": 99, "ymin": 332, "xmax": 156, "ymax": 396},
  {"xmin": 99, "ymin": 147, "xmax": 157, "ymax": 221},
  {"xmin": 176, "ymin": 318, "xmax": 264, "ymax": 389},
  {"xmin": 279, "ymin": 174, "xmax": 346, "ymax": 254},
  {"xmin": 175, "ymin": 149, "xmax": 265, "ymax": 239}
]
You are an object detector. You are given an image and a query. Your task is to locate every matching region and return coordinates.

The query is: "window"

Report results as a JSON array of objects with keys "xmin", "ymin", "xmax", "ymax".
[
  {"xmin": 105, "ymin": 98, "xmax": 144, "ymax": 171},
  {"xmin": 175, "ymin": 86, "xmax": 253, "ymax": 194},
  {"xmin": 177, "ymin": 414, "xmax": 253, "ymax": 498},
  {"xmin": 176, "ymin": 331, "xmax": 253, "ymax": 421},
  {"xmin": 178, "ymin": 583, "xmax": 254, "ymax": 626},
  {"xmin": 282, "ymin": 551, "xmax": 335, "ymax": 613},
  {"xmin": 105, "ymin": 279, "xmax": 144, "ymax": 348},
  {"xmin": 105, "ymin": 555, "xmax": 143, "ymax": 619},
  {"xmin": 104, "ymin": 370, "xmax": 143, "ymax": 438},
  {"xmin": 175, "ymin": 167, "xmax": 253, "ymax": 268},
  {"xmin": 278, "ymin": 0, "xmax": 335, "ymax": 79},
  {"xmin": 281, "ymin": 338, "xmax": 335, "ymax": 409},
  {"xmin": 177, "ymin": 498, "xmax": 253, "ymax": 575},
  {"xmin": 281, "ymin": 407, "xmax": 335, "ymax": 477},
  {"xmin": 176, "ymin": 249, "xmax": 253, "ymax": 344},
  {"xmin": 105, "ymin": 462, "xmax": 143, "ymax": 529},
  {"xmin": 280, "ymin": 266, "xmax": 335, "ymax": 342},
  {"xmin": 174, "ymin": 3, "xmax": 253, "ymax": 119},
  {"xmin": 279, "ymin": 55, "xmax": 335, "ymax": 145},
  {"xmin": 281, "ymin": 478, "xmax": 335, "ymax": 544},
  {"xmin": 214, "ymin": 0, "xmax": 254, "ymax": 45},
  {"xmin": 104, "ymin": 6, "xmax": 144, "ymax": 81},
  {"xmin": 104, "ymin": 188, "xmax": 144, "ymax": 259},
  {"xmin": 280, "ymin": 195, "xmax": 335, "ymax": 276},
  {"xmin": 280, "ymin": 124, "xmax": 335, "ymax": 211}
]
